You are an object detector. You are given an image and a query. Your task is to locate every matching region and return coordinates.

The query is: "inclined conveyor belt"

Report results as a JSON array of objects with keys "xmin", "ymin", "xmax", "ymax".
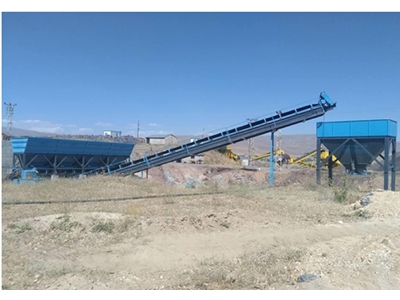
[{"xmin": 81, "ymin": 92, "xmax": 336, "ymax": 176}]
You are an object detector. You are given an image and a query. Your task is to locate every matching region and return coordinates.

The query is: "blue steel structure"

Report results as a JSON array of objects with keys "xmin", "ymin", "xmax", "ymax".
[
  {"xmin": 316, "ymin": 119, "xmax": 397, "ymax": 191},
  {"xmin": 81, "ymin": 92, "xmax": 336, "ymax": 179},
  {"xmin": 10, "ymin": 168, "xmax": 43, "ymax": 184},
  {"xmin": 11, "ymin": 137, "xmax": 135, "ymax": 176},
  {"xmin": 269, "ymin": 131, "xmax": 275, "ymax": 185}
]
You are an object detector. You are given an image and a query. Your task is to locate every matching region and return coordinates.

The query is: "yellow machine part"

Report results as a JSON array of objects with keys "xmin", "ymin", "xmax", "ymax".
[
  {"xmin": 226, "ymin": 146, "xmax": 240, "ymax": 161},
  {"xmin": 289, "ymin": 149, "xmax": 341, "ymax": 168},
  {"xmin": 320, "ymin": 150, "xmax": 341, "ymax": 167},
  {"xmin": 252, "ymin": 149, "xmax": 285, "ymax": 161},
  {"xmin": 289, "ymin": 150, "xmax": 317, "ymax": 164},
  {"xmin": 229, "ymin": 147, "xmax": 341, "ymax": 168}
]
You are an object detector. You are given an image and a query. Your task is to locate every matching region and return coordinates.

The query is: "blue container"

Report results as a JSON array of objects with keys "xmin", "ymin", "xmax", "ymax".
[
  {"xmin": 11, "ymin": 137, "xmax": 135, "ymax": 175},
  {"xmin": 317, "ymin": 119, "xmax": 397, "ymax": 174},
  {"xmin": 11, "ymin": 137, "xmax": 134, "ymax": 156},
  {"xmin": 317, "ymin": 119, "xmax": 397, "ymax": 138}
]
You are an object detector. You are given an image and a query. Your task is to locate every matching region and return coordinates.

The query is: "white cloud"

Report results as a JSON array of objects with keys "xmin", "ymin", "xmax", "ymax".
[
  {"xmin": 95, "ymin": 122, "xmax": 113, "ymax": 127},
  {"xmin": 148, "ymin": 123, "xmax": 160, "ymax": 127},
  {"xmin": 19, "ymin": 119, "xmax": 41, "ymax": 124},
  {"xmin": 78, "ymin": 128, "xmax": 93, "ymax": 133},
  {"xmin": 30, "ymin": 126, "xmax": 64, "ymax": 134},
  {"xmin": 18, "ymin": 120, "xmax": 64, "ymax": 133},
  {"xmin": 9, "ymin": 119, "xmax": 83, "ymax": 134}
]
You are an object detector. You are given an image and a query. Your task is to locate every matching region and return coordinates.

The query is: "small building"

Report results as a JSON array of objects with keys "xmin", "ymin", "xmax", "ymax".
[
  {"xmin": 145, "ymin": 134, "xmax": 178, "ymax": 145},
  {"xmin": 103, "ymin": 130, "xmax": 122, "ymax": 138}
]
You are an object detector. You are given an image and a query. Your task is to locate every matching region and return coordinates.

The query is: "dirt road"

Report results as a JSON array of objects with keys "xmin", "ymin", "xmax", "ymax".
[{"xmin": 53, "ymin": 216, "xmax": 399, "ymax": 290}]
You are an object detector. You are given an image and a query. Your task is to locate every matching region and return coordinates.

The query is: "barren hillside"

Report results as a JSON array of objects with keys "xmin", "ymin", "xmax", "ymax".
[{"xmin": 229, "ymin": 134, "xmax": 317, "ymax": 157}]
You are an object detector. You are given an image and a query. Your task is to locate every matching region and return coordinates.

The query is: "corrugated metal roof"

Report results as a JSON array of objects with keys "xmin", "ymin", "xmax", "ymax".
[{"xmin": 11, "ymin": 137, "xmax": 134, "ymax": 156}]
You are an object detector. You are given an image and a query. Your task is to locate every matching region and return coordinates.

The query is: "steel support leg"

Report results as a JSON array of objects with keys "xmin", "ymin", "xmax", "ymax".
[
  {"xmin": 54, "ymin": 155, "xmax": 58, "ymax": 175},
  {"xmin": 384, "ymin": 137, "xmax": 389, "ymax": 190},
  {"xmin": 391, "ymin": 137, "xmax": 396, "ymax": 191},
  {"xmin": 316, "ymin": 138, "xmax": 321, "ymax": 185},
  {"xmin": 269, "ymin": 131, "xmax": 275, "ymax": 185},
  {"xmin": 328, "ymin": 154, "xmax": 333, "ymax": 185}
]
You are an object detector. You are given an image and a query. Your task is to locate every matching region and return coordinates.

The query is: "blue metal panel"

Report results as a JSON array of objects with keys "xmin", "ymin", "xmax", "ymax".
[
  {"xmin": 12, "ymin": 137, "xmax": 134, "ymax": 156},
  {"xmin": 367, "ymin": 120, "xmax": 391, "ymax": 136},
  {"xmin": 11, "ymin": 138, "xmax": 29, "ymax": 154},
  {"xmin": 11, "ymin": 137, "xmax": 135, "ymax": 176},
  {"xmin": 316, "ymin": 122, "xmax": 333, "ymax": 137},
  {"xmin": 334, "ymin": 122, "xmax": 351, "ymax": 137},
  {"xmin": 317, "ymin": 119, "xmax": 397, "ymax": 138},
  {"xmin": 390, "ymin": 121, "xmax": 398, "ymax": 137},
  {"xmin": 320, "ymin": 92, "xmax": 334, "ymax": 105},
  {"xmin": 351, "ymin": 121, "xmax": 369, "ymax": 136}
]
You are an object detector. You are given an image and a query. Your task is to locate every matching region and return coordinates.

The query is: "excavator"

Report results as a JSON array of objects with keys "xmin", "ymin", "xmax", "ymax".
[{"xmin": 225, "ymin": 146, "xmax": 240, "ymax": 161}]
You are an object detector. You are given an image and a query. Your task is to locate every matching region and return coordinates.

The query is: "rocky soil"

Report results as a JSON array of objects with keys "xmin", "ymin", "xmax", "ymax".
[{"xmin": 2, "ymin": 155, "xmax": 400, "ymax": 290}]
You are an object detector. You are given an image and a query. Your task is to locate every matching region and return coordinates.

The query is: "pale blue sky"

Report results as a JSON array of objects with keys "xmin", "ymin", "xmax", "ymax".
[{"xmin": 2, "ymin": 12, "xmax": 400, "ymax": 137}]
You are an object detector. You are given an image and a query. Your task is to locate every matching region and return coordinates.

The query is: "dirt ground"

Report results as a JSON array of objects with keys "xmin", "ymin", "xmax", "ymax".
[{"xmin": 2, "ymin": 155, "xmax": 400, "ymax": 291}]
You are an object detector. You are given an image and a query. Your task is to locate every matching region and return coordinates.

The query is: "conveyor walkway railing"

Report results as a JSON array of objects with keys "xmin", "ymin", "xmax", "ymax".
[{"xmin": 80, "ymin": 92, "xmax": 336, "ymax": 176}]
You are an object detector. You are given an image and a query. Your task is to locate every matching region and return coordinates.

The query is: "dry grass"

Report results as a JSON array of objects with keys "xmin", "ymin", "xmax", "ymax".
[
  {"xmin": 2, "ymin": 174, "xmax": 197, "ymax": 221},
  {"xmin": 172, "ymin": 246, "xmax": 305, "ymax": 290},
  {"xmin": 2, "ymin": 174, "xmax": 181, "ymax": 203},
  {"xmin": 2, "ymin": 174, "xmax": 357, "ymax": 224},
  {"xmin": 2, "ymin": 171, "xmax": 398, "ymax": 290}
]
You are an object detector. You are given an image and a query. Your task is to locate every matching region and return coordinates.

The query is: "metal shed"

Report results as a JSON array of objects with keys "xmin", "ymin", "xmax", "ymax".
[{"xmin": 145, "ymin": 134, "xmax": 178, "ymax": 145}]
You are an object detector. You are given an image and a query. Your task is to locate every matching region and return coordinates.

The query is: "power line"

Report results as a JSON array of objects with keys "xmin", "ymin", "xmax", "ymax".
[{"xmin": 3, "ymin": 102, "xmax": 17, "ymax": 136}]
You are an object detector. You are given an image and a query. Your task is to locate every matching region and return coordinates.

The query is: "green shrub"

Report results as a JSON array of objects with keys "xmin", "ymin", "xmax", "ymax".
[
  {"xmin": 91, "ymin": 220, "xmax": 115, "ymax": 233},
  {"xmin": 333, "ymin": 176, "xmax": 349, "ymax": 203},
  {"xmin": 50, "ymin": 214, "xmax": 80, "ymax": 232},
  {"xmin": 220, "ymin": 221, "xmax": 230, "ymax": 229},
  {"xmin": 8, "ymin": 222, "xmax": 32, "ymax": 234},
  {"xmin": 355, "ymin": 209, "xmax": 371, "ymax": 219}
]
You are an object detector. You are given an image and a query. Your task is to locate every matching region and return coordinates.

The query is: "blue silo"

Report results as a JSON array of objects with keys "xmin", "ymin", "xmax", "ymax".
[{"xmin": 316, "ymin": 119, "xmax": 397, "ymax": 191}]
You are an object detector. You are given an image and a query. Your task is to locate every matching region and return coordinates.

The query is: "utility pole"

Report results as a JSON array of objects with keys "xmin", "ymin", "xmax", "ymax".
[
  {"xmin": 246, "ymin": 118, "xmax": 257, "ymax": 166},
  {"xmin": 248, "ymin": 137, "xmax": 254, "ymax": 166},
  {"xmin": 4, "ymin": 102, "xmax": 17, "ymax": 136},
  {"xmin": 137, "ymin": 121, "xmax": 140, "ymax": 139},
  {"xmin": 276, "ymin": 130, "xmax": 282, "ymax": 153}
]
